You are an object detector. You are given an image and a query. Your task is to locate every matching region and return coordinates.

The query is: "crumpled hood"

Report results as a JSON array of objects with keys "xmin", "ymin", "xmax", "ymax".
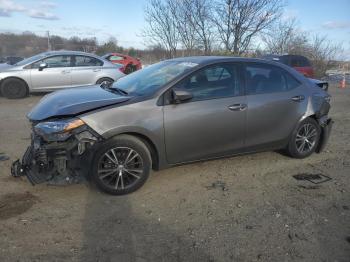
[{"xmin": 28, "ymin": 85, "xmax": 131, "ymax": 121}]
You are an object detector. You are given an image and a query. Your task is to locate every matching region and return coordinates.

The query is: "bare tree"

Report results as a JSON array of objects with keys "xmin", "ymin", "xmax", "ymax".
[
  {"xmin": 142, "ymin": 0, "xmax": 178, "ymax": 58},
  {"xmin": 262, "ymin": 18, "xmax": 301, "ymax": 54},
  {"xmin": 213, "ymin": 0, "xmax": 284, "ymax": 55},
  {"xmin": 263, "ymin": 21, "xmax": 343, "ymax": 77},
  {"xmin": 307, "ymin": 35, "xmax": 343, "ymax": 77},
  {"xmin": 168, "ymin": 0, "xmax": 197, "ymax": 55},
  {"xmin": 184, "ymin": 0, "xmax": 214, "ymax": 55}
]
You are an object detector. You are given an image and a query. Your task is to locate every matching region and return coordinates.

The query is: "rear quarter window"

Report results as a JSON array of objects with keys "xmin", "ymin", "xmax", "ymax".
[
  {"xmin": 74, "ymin": 56, "xmax": 103, "ymax": 67},
  {"xmin": 245, "ymin": 63, "xmax": 301, "ymax": 94}
]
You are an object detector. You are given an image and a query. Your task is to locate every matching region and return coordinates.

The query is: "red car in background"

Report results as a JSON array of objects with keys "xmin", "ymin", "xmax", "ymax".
[
  {"xmin": 102, "ymin": 53, "xmax": 142, "ymax": 74},
  {"xmin": 262, "ymin": 54, "xmax": 314, "ymax": 78}
]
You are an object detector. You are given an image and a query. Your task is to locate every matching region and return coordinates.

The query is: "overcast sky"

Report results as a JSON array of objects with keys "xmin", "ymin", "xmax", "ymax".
[{"xmin": 0, "ymin": 0, "xmax": 349, "ymax": 58}]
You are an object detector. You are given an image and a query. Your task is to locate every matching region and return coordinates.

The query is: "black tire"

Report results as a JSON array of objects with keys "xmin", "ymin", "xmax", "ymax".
[
  {"xmin": 286, "ymin": 117, "xmax": 321, "ymax": 159},
  {"xmin": 0, "ymin": 78, "xmax": 28, "ymax": 99},
  {"xmin": 91, "ymin": 135, "xmax": 152, "ymax": 195},
  {"xmin": 124, "ymin": 64, "xmax": 135, "ymax": 74},
  {"xmin": 96, "ymin": 77, "xmax": 114, "ymax": 86}
]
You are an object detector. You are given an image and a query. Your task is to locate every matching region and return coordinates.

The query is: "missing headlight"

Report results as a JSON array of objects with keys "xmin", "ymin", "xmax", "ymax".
[{"xmin": 76, "ymin": 131, "xmax": 98, "ymax": 155}]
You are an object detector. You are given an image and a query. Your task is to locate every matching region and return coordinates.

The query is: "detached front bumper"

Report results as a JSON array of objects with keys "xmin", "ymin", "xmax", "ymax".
[
  {"xmin": 11, "ymin": 145, "xmax": 45, "ymax": 184},
  {"xmin": 316, "ymin": 117, "xmax": 333, "ymax": 153},
  {"xmin": 11, "ymin": 128, "xmax": 100, "ymax": 185}
]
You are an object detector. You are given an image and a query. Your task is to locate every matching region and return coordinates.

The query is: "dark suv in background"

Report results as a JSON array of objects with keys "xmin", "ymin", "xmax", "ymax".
[{"xmin": 263, "ymin": 54, "xmax": 314, "ymax": 78}]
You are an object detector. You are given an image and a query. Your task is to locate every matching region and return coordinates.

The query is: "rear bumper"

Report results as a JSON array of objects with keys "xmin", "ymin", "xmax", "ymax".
[{"xmin": 316, "ymin": 117, "xmax": 333, "ymax": 153}]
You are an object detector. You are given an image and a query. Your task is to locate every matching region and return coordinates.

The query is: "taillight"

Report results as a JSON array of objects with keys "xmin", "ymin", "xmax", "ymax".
[{"xmin": 118, "ymin": 66, "xmax": 125, "ymax": 73}]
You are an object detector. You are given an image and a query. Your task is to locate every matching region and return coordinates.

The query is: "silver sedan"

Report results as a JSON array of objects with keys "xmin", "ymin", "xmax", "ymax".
[{"xmin": 0, "ymin": 51, "xmax": 125, "ymax": 99}]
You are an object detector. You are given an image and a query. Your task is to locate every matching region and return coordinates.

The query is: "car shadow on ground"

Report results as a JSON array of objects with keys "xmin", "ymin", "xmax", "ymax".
[{"xmin": 80, "ymin": 184, "xmax": 213, "ymax": 262}]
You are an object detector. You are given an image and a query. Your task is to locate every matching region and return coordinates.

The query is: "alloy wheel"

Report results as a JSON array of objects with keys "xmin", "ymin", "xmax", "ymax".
[
  {"xmin": 97, "ymin": 147, "xmax": 144, "ymax": 191},
  {"xmin": 100, "ymin": 80, "xmax": 112, "ymax": 86},
  {"xmin": 295, "ymin": 123, "xmax": 318, "ymax": 154}
]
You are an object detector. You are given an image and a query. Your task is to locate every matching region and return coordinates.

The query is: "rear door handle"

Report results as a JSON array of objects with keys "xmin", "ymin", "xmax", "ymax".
[
  {"xmin": 228, "ymin": 104, "xmax": 247, "ymax": 111},
  {"xmin": 93, "ymin": 68, "xmax": 101, "ymax": 72},
  {"xmin": 61, "ymin": 70, "xmax": 71, "ymax": 74},
  {"xmin": 291, "ymin": 95, "xmax": 305, "ymax": 102}
]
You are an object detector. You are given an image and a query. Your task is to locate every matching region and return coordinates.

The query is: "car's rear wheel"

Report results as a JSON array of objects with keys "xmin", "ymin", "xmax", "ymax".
[
  {"xmin": 96, "ymin": 77, "xmax": 114, "ymax": 86},
  {"xmin": 1, "ymin": 78, "xmax": 28, "ymax": 99},
  {"xmin": 287, "ymin": 118, "xmax": 321, "ymax": 158},
  {"xmin": 91, "ymin": 135, "xmax": 152, "ymax": 195}
]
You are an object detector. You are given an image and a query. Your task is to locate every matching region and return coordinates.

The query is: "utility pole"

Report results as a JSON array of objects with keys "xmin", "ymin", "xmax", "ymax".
[{"xmin": 47, "ymin": 31, "xmax": 51, "ymax": 51}]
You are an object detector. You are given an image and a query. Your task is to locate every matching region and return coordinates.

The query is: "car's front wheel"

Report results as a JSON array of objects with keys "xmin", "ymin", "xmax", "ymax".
[
  {"xmin": 91, "ymin": 135, "xmax": 152, "ymax": 195},
  {"xmin": 287, "ymin": 117, "xmax": 321, "ymax": 158},
  {"xmin": 96, "ymin": 77, "xmax": 114, "ymax": 86}
]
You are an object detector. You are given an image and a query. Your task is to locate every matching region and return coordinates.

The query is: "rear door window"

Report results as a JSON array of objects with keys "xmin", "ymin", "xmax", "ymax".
[
  {"xmin": 245, "ymin": 63, "xmax": 301, "ymax": 94},
  {"xmin": 74, "ymin": 56, "xmax": 103, "ymax": 67}
]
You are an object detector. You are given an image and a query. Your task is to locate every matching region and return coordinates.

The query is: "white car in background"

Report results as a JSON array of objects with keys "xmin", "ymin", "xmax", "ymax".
[{"xmin": 0, "ymin": 51, "xmax": 125, "ymax": 99}]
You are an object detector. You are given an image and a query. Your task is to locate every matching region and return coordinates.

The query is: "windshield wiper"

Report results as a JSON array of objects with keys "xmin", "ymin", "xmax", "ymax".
[
  {"xmin": 113, "ymin": 87, "xmax": 128, "ymax": 96},
  {"xmin": 100, "ymin": 84, "xmax": 128, "ymax": 96}
]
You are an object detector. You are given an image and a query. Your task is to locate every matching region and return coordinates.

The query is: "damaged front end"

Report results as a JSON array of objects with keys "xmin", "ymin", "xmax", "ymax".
[{"xmin": 11, "ymin": 118, "xmax": 102, "ymax": 185}]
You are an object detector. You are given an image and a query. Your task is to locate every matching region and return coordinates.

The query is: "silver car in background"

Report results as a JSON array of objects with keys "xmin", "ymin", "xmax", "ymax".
[{"xmin": 0, "ymin": 51, "xmax": 125, "ymax": 99}]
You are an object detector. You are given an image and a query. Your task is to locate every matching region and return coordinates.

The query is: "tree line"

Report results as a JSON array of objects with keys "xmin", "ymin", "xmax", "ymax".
[
  {"xmin": 142, "ymin": 0, "xmax": 285, "ymax": 57},
  {"xmin": 142, "ymin": 0, "xmax": 343, "ymax": 77},
  {"xmin": 0, "ymin": 33, "xmax": 140, "ymax": 58}
]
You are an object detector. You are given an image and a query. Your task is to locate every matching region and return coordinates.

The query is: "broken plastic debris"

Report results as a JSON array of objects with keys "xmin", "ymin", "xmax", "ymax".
[
  {"xmin": 293, "ymin": 173, "xmax": 332, "ymax": 184},
  {"xmin": 0, "ymin": 153, "xmax": 9, "ymax": 161}
]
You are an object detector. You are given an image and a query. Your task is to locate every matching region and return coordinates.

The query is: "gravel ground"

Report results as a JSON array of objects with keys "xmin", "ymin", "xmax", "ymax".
[{"xmin": 0, "ymin": 86, "xmax": 349, "ymax": 262}]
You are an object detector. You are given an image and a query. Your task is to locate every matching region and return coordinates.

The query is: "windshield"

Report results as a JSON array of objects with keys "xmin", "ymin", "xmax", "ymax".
[
  {"xmin": 15, "ymin": 53, "xmax": 47, "ymax": 66},
  {"xmin": 112, "ymin": 60, "xmax": 198, "ymax": 95}
]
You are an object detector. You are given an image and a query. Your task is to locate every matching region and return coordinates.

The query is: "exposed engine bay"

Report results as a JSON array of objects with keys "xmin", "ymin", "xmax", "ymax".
[{"xmin": 11, "ymin": 119, "xmax": 101, "ymax": 185}]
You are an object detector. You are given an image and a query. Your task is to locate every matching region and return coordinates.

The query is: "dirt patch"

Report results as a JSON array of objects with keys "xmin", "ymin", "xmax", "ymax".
[
  {"xmin": 0, "ymin": 153, "xmax": 10, "ymax": 161},
  {"xmin": 205, "ymin": 180, "xmax": 227, "ymax": 191},
  {"xmin": 0, "ymin": 192, "xmax": 38, "ymax": 220},
  {"xmin": 0, "ymin": 87, "xmax": 349, "ymax": 261}
]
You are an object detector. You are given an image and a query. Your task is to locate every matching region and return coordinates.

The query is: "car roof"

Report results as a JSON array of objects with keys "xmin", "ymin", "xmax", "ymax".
[
  {"xmin": 263, "ymin": 54, "xmax": 309, "ymax": 59},
  {"xmin": 40, "ymin": 50, "xmax": 101, "ymax": 58},
  {"xmin": 105, "ymin": 52, "xmax": 131, "ymax": 58},
  {"xmin": 166, "ymin": 56, "xmax": 277, "ymax": 65}
]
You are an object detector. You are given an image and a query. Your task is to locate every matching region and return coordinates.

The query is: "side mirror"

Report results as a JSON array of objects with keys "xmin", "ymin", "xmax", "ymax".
[
  {"xmin": 172, "ymin": 89, "xmax": 193, "ymax": 104},
  {"xmin": 39, "ymin": 63, "xmax": 48, "ymax": 71}
]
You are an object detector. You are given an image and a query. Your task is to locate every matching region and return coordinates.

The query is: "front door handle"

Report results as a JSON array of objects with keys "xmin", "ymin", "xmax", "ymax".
[
  {"xmin": 61, "ymin": 70, "xmax": 71, "ymax": 74},
  {"xmin": 93, "ymin": 68, "xmax": 101, "ymax": 72},
  {"xmin": 291, "ymin": 95, "xmax": 305, "ymax": 102},
  {"xmin": 228, "ymin": 104, "xmax": 247, "ymax": 111}
]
